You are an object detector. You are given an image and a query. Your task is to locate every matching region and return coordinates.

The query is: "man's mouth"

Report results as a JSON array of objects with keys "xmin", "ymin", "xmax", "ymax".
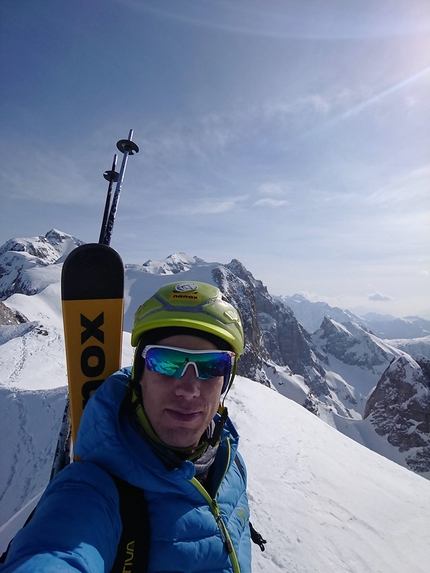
[{"xmin": 165, "ymin": 409, "xmax": 202, "ymax": 422}]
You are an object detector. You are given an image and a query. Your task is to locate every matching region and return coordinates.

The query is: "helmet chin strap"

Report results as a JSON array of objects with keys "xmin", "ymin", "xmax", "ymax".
[
  {"xmin": 208, "ymin": 405, "xmax": 229, "ymax": 447},
  {"xmin": 207, "ymin": 379, "xmax": 233, "ymax": 447}
]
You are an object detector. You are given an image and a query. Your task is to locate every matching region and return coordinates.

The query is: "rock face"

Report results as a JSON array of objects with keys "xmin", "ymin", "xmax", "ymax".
[
  {"xmin": 0, "ymin": 301, "xmax": 27, "ymax": 326},
  {"xmin": 314, "ymin": 317, "xmax": 399, "ymax": 373},
  {"xmin": 364, "ymin": 355, "xmax": 430, "ymax": 474},
  {"xmin": 212, "ymin": 259, "xmax": 325, "ymax": 389},
  {"xmin": 212, "ymin": 261, "xmax": 269, "ymax": 383}
]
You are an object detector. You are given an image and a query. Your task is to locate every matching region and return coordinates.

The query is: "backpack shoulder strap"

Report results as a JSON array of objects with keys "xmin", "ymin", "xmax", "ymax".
[
  {"xmin": 234, "ymin": 454, "xmax": 246, "ymax": 481},
  {"xmin": 111, "ymin": 475, "xmax": 150, "ymax": 573},
  {"xmin": 1, "ymin": 476, "xmax": 151, "ymax": 570}
]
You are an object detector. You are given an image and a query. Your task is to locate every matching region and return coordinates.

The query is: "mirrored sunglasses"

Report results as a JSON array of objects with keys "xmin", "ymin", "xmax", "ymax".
[{"xmin": 141, "ymin": 345, "xmax": 236, "ymax": 390}]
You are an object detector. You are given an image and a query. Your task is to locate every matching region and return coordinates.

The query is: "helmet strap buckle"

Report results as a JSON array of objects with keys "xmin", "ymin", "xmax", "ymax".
[{"xmin": 208, "ymin": 406, "xmax": 229, "ymax": 447}]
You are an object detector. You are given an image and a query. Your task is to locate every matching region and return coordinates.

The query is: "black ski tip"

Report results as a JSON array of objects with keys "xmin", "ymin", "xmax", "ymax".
[{"xmin": 61, "ymin": 244, "xmax": 124, "ymax": 300}]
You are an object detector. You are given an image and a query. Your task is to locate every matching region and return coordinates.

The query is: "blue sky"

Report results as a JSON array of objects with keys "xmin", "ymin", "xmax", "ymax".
[{"xmin": 1, "ymin": 0, "xmax": 429, "ymax": 317}]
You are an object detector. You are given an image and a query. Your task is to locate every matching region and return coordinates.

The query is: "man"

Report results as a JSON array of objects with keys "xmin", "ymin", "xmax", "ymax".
[{"xmin": 1, "ymin": 281, "xmax": 252, "ymax": 572}]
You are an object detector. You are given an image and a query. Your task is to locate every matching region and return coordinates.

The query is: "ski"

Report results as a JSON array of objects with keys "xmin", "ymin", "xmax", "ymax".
[
  {"xmin": 61, "ymin": 243, "xmax": 124, "ymax": 443},
  {"xmin": 52, "ymin": 130, "xmax": 139, "ymax": 470}
]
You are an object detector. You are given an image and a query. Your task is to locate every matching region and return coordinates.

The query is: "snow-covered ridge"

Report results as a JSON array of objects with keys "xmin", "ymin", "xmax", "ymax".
[
  {"xmin": 139, "ymin": 252, "xmax": 206, "ymax": 274},
  {"xmin": 388, "ymin": 335, "xmax": 430, "ymax": 359},
  {"xmin": 0, "ymin": 229, "xmax": 82, "ymax": 262},
  {"xmin": 1, "ymin": 376, "xmax": 430, "ymax": 572}
]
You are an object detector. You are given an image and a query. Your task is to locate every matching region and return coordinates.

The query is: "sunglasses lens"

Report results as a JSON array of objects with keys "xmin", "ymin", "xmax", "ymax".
[{"xmin": 143, "ymin": 346, "xmax": 234, "ymax": 380}]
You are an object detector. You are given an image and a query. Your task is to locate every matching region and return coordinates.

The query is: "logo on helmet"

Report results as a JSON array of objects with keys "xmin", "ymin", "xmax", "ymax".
[{"xmin": 174, "ymin": 283, "xmax": 198, "ymax": 292}]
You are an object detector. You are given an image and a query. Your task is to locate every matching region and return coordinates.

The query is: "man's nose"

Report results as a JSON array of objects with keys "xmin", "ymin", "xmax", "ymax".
[{"xmin": 174, "ymin": 363, "xmax": 201, "ymax": 397}]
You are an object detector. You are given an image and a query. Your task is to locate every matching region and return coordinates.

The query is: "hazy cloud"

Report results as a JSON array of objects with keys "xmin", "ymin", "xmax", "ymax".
[
  {"xmin": 254, "ymin": 198, "xmax": 288, "ymax": 208},
  {"xmin": 190, "ymin": 195, "xmax": 249, "ymax": 214},
  {"xmin": 368, "ymin": 292, "xmax": 393, "ymax": 302},
  {"xmin": 367, "ymin": 164, "xmax": 430, "ymax": 206},
  {"xmin": 254, "ymin": 182, "xmax": 289, "ymax": 207},
  {"xmin": 259, "ymin": 182, "xmax": 287, "ymax": 196}
]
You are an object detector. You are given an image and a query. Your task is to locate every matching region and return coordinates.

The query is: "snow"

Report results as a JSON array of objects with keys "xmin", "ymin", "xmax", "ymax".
[
  {"xmin": 5, "ymin": 282, "xmax": 63, "ymax": 331},
  {"xmin": 1, "ymin": 246, "xmax": 430, "ymax": 571},
  {"xmin": 138, "ymin": 252, "xmax": 204, "ymax": 274},
  {"xmin": 263, "ymin": 362, "xmax": 309, "ymax": 404},
  {"xmin": 229, "ymin": 377, "xmax": 430, "ymax": 572}
]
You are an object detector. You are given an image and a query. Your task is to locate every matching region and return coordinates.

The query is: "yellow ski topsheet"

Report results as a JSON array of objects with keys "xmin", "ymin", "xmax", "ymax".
[{"xmin": 62, "ymin": 297, "xmax": 123, "ymax": 443}]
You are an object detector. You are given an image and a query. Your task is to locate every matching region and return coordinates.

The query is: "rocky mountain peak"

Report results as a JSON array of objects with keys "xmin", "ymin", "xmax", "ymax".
[
  {"xmin": 212, "ymin": 264, "xmax": 269, "ymax": 383},
  {"xmin": 0, "ymin": 229, "xmax": 83, "ymax": 263},
  {"xmin": 313, "ymin": 317, "xmax": 402, "ymax": 373},
  {"xmin": 140, "ymin": 252, "xmax": 205, "ymax": 275},
  {"xmin": 0, "ymin": 230, "xmax": 83, "ymax": 300}
]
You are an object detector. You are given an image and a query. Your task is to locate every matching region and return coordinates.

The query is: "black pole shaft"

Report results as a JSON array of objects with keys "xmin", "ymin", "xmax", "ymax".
[
  {"xmin": 99, "ymin": 154, "xmax": 118, "ymax": 245},
  {"xmin": 103, "ymin": 129, "xmax": 139, "ymax": 247}
]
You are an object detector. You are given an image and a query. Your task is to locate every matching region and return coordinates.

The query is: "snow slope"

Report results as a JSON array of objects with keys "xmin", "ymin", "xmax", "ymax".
[
  {"xmin": 1, "ymin": 375, "xmax": 430, "ymax": 572},
  {"xmin": 229, "ymin": 378, "xmax": 430, "ymax": 573}
]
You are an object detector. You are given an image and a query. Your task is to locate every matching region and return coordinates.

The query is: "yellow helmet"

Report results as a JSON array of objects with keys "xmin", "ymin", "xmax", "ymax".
[{"xmin": 131, "ymin": 281, "xmax": 244, "ymax": 355}]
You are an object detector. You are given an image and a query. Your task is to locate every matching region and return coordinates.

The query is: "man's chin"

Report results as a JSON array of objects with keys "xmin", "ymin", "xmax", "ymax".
[{"xmin": 159, "ymin": 426, "xmax": 202, "ymax": 449}]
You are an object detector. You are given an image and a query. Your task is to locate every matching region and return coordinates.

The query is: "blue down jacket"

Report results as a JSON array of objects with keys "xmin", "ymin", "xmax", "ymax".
[{"xmin": 1, "ymin": 368, "xmax": 251, "ymax": 573}]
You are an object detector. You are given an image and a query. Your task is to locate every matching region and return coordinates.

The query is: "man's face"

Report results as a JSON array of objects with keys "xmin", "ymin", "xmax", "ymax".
[{"xmin": 139, "ymin": 334, "xmax": 224, "ymax": 448}]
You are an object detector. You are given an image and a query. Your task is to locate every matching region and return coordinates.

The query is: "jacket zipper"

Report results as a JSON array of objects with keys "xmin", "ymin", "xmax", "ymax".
[{"xmin": 190, "ymin": 438, "xmax": 241, "ymax": 573}]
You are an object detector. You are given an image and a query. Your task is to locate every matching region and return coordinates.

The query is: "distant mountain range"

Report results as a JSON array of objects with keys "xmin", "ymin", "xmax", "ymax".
[
  {"xmin": 1, "ymin": 230, "xmax": 429, "ymax": 483},
  {"xmin": 277, "ymin": 293, "xmax": 430, "ymax": 339}
]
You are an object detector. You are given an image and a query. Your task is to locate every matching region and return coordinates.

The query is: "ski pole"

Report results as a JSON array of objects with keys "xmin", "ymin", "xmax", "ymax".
[
  {"xmin": 50, "ymin": 400, "xmax": 72, "ymax": 480},
  {"xmin": 99, "ymin": 154, "xmax": 119, "ymax": 244},
  {"xmin": 101, "ymin": 129, "xmax": 139, "ymax": 247}
]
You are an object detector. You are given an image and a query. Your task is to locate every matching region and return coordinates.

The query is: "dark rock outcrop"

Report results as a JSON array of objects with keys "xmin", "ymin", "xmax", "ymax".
[
  {"xmin": 0, "ymin": 301, "xmax": 28, "ymax": 326},
  {"xmin": 364, "ymin": 355, "xmax": 430, "ymax": 474}
]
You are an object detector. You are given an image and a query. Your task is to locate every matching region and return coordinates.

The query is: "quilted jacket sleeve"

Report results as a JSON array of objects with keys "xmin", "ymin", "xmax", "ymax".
[{"xmin": 0, "ymin": 462, "xmax": 122, "ymax": 573}]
